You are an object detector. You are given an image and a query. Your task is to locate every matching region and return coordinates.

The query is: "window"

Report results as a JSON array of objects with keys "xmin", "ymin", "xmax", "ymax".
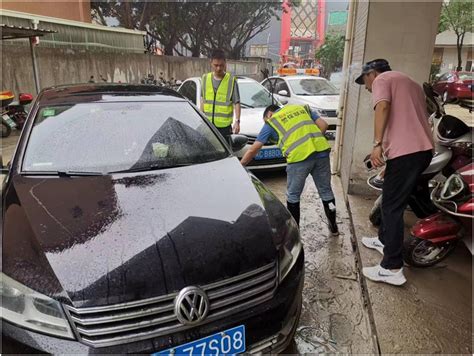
[
  {"xmin": 287, "ymin": 78, "xmax": 338, "ymax": 95},
  {"xmin": 177, "ymin": 81, "xmax": 197, "ymax": 104},
  {"xmin": 238, "ymin": 82, "xmax": 275, "ymax": 108}
]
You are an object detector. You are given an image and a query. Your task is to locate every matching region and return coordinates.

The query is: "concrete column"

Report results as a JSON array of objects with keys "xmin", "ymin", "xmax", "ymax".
[{"xmin": 340, "ymin": 0, "xmax": 443, "ymax": 196}]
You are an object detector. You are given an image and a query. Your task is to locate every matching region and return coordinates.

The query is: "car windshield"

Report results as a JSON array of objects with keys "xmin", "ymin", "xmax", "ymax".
[
  {"xmin": 458, "ymin": 72, "xmax": 473, "ymax": 80},
  {"xmin": 238, "ymin": 82, "xmax": 275, "ymax": 108},
  {"xmin": 22, "ymin": 101, "xmax": 228, "ymax": 174},
  {"xmin": 288, "ymin": 78, "xmax": 338, "ymax": 95}
]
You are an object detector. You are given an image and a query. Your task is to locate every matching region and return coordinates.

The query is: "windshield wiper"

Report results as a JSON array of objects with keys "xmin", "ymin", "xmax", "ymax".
[
  {"xmin": 110, "ymin": 163, "xmax": 192, "ymax": 174},
  {"xmin": 22, "ymin": 170, "xmax": 104, "ymax": 176},
  {"xmin": 240, "ymin": 102, "xmax": 255, "ymax": 108}
]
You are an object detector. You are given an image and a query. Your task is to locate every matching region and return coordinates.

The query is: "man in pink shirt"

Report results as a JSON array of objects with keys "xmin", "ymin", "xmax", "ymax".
[{"xmin": 355, "ymin": 59, "xmax": 434, "ymax": 286}]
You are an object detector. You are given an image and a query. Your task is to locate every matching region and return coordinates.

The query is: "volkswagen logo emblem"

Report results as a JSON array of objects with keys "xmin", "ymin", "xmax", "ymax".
[{"xmin": 175, "ymin": 286, "xmax": 210, "ymax": 326}]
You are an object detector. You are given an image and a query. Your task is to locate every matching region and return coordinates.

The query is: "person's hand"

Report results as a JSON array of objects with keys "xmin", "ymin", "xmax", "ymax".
[
  {"xmin": 370, "ymin": 146, "xmax": 385, "ymax": 168},
  {"xmin": 233, "ymin": 121, "xmax": 240, "ymax": 134}
]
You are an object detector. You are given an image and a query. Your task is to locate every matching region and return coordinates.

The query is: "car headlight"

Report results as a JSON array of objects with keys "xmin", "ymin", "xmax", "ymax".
[
  {"xmin": 1, "ymin": 273, "xmax": 75, "ymax": 339},
  {"xmin": 278, "ymin": 215, "xmax": 303, "ymax": 282},
  {"xmin": 310, "ymin": 106, "xmax": 327, "ymax": 117},
  {"xmin": 440, "ymin": 174, "xmax": 466, "ymax": 200}
]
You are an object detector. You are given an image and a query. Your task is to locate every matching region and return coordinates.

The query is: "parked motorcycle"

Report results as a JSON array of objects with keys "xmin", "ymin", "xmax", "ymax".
[
  {"xmin": 403, "ymin": 163, "xmax": 473, "ymax": 267},
  {"xmin": 5, "ymin": 92, "xmax": 33, "ymax": 130},
  {"xmin": 1, "ymin": 91, "xmax": 17, "ymax": 138},
  {"xmin": 367, "ymin": 83, "xmax": 472, "ymax": 226}
]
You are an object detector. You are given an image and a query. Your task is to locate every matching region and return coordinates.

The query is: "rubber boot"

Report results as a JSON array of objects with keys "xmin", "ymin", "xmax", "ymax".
[
  {"xmin": 323, "ymin": 199, "xmax": 339, "ymax": 236},
  {"xmin": 287, "ymin": 201, "xmax": 300, "ymax": 226}
]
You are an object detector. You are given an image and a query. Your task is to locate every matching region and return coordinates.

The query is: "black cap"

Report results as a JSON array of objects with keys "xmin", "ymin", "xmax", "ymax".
[{"xmin": 355, "ymin": 59, "xmax": 391, "ymax": 85}]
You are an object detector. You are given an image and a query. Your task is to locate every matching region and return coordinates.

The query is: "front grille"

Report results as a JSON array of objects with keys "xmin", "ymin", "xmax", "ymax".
[
  {"xmin": 63, "ymin": 262, "xmax": 277, "ymax": 348},
  {"xmin": 323, "ymin": 110, "xmax": 337, "ymax": 117},
  {"xmin": 245, "ymin": 135, "xmax": 275, "ymax": 146}
]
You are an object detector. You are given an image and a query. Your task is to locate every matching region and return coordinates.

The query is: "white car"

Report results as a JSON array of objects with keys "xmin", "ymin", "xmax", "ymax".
[
  {"xmin": 177, "ymin": 76, "xmax": 286, "ymax": 170},
  {"xmin": 261, "ymin": 75, "xmax": 340, "ymax": 130}
]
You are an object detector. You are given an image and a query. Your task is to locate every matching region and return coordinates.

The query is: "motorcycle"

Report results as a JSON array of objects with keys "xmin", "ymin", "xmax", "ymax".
[
  {"xmin": 403, "ymin": 162, "xmax": 473, "ymax": 267},
  {"xmin": 1, "ymin": 91, "xmax": 17, "ymax": 138},
  {"xmin": 5, "ymin": 92, "xmax": 33, "ymax": 130},
  {"xmin": 367, "ymin": 83, "xmax": 473, "ymax": 226}
]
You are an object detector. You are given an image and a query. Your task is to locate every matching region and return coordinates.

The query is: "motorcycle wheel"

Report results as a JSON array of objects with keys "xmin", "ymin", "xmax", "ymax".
[
  {"xmin": 403, "ymin": 235, "xmax": 457, "ymax": 267},
  {"xmin": 369, "ymin": 195, "xmax": 382, "ymax": 227},
  {"xmin": 1, "ymin": 121, "xmax": 11, "ymax": 138}
]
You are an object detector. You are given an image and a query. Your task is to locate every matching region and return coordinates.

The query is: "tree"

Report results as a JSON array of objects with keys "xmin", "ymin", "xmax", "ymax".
[
  {"xmin": 91, "ymin": 1, "xmax": 299, "ymax": 59},
  {"xmin": 315, "ymin": 34, "xmax": 345, "ymax": 78},
  {"xmin": 440, "ymin": 0, "xmax": 473, "ymax": 71}
]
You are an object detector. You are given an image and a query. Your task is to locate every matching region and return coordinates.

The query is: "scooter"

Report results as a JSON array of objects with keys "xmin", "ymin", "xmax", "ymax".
[
  {"xmin": 367, "ymin": 83, "xmax": 472, "ymax": 226},
  {"xmin": 403, "ymin": 162, "xmax": 473, "ymax": 267}
]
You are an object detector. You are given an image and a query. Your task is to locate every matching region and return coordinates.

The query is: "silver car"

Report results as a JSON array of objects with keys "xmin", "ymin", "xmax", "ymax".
[{"xmin": 178, "ymin": 77, "xmax": 286, "ymax": 170}]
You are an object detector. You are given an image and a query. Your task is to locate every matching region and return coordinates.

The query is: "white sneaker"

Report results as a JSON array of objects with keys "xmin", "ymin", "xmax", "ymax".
[
  {"xmin": 361, "ymin": 237, "xmax": 384, "ymax": 255},
  {"xmin": 362, "ymin": 265, "xmax": 407, "ymax": 286}
]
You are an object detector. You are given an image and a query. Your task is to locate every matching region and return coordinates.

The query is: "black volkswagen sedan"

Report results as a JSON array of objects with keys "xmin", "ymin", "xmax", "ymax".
[{"xmin": 1, "ymin": 84, "xmax": 304, "ymax": 354}]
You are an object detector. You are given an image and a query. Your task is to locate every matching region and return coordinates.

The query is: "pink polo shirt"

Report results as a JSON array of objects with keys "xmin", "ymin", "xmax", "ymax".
[{"xmin": 372, "ymin": 71, "xmax": 434, "ymax": 160}]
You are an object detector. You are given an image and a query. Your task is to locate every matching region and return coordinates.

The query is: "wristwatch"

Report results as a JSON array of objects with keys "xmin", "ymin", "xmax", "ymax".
[{"xmin": 373, "ymin": 140, "xmax": 382, "ymax": 148}]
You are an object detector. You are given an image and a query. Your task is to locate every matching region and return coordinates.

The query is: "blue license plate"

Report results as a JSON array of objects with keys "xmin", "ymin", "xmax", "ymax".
[
  {"xmin": 154, "ymin": 325, "xmax": 246, "ymax": 356},
  {"xmin": 254, "ymin": 148, "xmax": 283, "ymax": 160}
]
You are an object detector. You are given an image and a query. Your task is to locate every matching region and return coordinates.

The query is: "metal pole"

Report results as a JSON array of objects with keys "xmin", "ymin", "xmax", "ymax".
[{"xmin": 29, "ymin": 37, "xmax": 41, "ymax": 94}]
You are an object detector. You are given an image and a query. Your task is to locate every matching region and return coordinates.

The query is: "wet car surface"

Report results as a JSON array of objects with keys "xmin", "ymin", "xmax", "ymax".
[{"xmin": 2, "ymin": 84, "xmax": 304, "ymax": 354}]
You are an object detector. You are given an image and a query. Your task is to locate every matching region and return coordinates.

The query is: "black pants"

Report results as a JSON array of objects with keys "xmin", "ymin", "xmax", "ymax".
[
  {"xmin": 217, "ymin": 126, "xmax": 232, "ymax": 145},
  {"xmin": 379, "ymin": 150, "xmax": 433, "ymax": 269}
]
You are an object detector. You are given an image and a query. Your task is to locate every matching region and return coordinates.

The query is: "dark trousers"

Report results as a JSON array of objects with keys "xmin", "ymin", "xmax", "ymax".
[
  {"xmin": 217, "ymin": 126, "xmax": 232, "ymax": 144},
  {"xmin": 379, "ymin": 150, "xmax": 433, "ymax": 269}
]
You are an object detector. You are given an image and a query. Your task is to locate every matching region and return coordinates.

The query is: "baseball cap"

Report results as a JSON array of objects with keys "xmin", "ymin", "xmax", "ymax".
[{"xmin": 355, "ymin": 59, "xmax": 391, "ymax": 85}]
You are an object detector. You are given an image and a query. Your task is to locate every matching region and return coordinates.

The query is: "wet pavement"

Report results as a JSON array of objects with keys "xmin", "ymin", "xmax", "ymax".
[
  {"xmin": 348, "ymin": 193, "xmax": 472, "ymax": 354},
  {"xmin": 254, "ymin": 170, "xmax": 377, "ymax": 354}
]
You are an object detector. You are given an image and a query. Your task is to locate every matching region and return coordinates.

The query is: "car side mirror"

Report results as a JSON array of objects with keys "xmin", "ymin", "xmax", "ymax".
[
  {"xmin": 175, "ymin": 80, "xmax": 182, "ymax": 86},
  {"xmin": 278, "ymin": 90, "xmax": 289, "ymax": 97},
  {"xmin": 230, "ymin": 134, "xmax": 248, "ymax": 152}
]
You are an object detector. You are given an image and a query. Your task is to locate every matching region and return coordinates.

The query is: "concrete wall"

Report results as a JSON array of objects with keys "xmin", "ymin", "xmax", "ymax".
[
  {"xmin": 0, "ymin": 0, "xmax": 91, "ymax": 23},
  {"xmin": 340, "ymin": 0, "xmax": 443, "ymax": 196},
  {"xmin": 1, "ymin": 45, "xmax": 265, "ymax": 95}
]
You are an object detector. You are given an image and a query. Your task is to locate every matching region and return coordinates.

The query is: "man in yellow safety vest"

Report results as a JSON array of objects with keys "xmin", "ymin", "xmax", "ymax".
[
  {"xmin": 200, "ymin": 49, "xmax": 241, "ymax": 143},
  {"xmin": 241, "ymin": 104, "xmax": 339, "ymax": 236}
]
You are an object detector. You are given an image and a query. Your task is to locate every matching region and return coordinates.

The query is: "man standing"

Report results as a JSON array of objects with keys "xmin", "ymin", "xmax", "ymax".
[
  {"xmin": 201, "ymin": 49, "xmax": 241, "ymax": 143},
  {"xmin": 355, "ymin": 59, "xmax": 434, "ymax": 286},
  {"xmin": 240, "ymin": 104, "xmax": 339, "ymax": 236}
]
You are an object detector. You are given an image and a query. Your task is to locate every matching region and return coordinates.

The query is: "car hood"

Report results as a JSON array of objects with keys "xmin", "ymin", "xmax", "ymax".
[
  {"xmin": 239, "ymin": 107, "xmax": 266, "ymax": 136},
  {"xmin": 3, "ymin": 157, "xmax": 281, "ymax": 308},
  {"xmin": 294, "ymin": 95, "xmax": 340, "ymax": 111}
]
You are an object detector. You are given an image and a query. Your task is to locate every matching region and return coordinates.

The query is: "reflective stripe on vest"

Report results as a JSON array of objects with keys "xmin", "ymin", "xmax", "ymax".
[
  {"xmin": 202, "ymin": 72, "xmax": 235, "ymax": 128},
  {"xmin": 267, "ymin": 104, "xmax": 330, "ymax": 163}
]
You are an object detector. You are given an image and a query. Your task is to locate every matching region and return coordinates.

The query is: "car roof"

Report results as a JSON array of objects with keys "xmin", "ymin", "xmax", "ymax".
[{"xmin": 37, "ymin": 83, "xmax": 186, "ymax": 105}]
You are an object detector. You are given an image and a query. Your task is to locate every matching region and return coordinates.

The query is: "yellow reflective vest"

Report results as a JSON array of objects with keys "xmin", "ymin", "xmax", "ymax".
[
  {"xmin": 201, "ymin": 72, "xmax": 235, "ymax": 128},
  {"xmin": 267, "ymin": 104, "xmax": 330, "ymax": 163}
]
